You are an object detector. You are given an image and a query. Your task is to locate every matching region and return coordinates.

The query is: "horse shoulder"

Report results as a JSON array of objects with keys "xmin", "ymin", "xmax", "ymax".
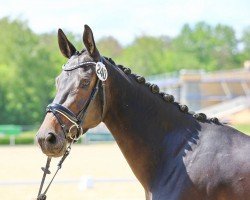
[{"xmin": 184, "ymin": 123, "xmax": 250, "ymax": 199}]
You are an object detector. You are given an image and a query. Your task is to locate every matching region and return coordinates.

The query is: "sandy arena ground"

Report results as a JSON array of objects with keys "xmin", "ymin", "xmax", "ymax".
[{"xmin": 0, "ymin": 143, "xmax": 145, "ymax": 200}]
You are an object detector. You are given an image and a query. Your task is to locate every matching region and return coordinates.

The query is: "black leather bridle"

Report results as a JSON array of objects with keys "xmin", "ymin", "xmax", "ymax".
[{"xmin": 46, "ymin": 59, "xmax": 105, "ymax": 142}]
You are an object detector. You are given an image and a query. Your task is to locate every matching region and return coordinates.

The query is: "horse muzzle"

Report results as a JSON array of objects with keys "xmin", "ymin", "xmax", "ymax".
[{"xmin": 36, "ymin": 131, "xmax": 67, "ymax": 157}]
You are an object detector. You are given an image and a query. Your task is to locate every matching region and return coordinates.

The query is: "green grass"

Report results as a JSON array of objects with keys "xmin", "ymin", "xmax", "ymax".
[
  {"xmin": 0, "ymin": 131, "xmax": 36, "ymax": 145},
  {"xmin": 233, "ymin": 124, "xmax": 250, "ymax": 135}
]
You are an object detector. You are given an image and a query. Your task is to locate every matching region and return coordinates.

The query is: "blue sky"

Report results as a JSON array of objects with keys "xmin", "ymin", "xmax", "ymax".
[{"xmin": 0, "ymin": 0, "xmax": 249, "ymax": 45}]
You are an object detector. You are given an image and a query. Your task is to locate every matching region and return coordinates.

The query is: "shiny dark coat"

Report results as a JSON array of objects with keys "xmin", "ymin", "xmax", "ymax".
[{"xmin": 101, "ymin": 57, "xmax": 250, "ymax": 200}]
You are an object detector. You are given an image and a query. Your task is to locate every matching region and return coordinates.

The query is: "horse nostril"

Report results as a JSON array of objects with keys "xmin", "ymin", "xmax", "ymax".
[{"xmin": 45, "ymin": 132, "xmax": 57, "ymax": 144}]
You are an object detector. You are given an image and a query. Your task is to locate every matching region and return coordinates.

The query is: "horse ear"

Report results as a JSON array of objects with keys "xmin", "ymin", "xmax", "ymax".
[
  {"xmin": 83, "ymin": 24, "xmax": 100, "ymax": 61},
  {"xmin": 58, "ymin": 29, "xmax": 77, "ymax": 58}
]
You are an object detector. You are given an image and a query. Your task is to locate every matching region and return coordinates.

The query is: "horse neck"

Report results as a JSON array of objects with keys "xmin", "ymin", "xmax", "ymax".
[{"xmin": 101, "ymin": 60, "xmax": 195, "ymax": 190}]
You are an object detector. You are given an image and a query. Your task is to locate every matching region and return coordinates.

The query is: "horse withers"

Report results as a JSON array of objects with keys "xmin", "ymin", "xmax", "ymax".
[{"xmin": 36, "ymin": 25, "xmax": 250, "ymax": 200}]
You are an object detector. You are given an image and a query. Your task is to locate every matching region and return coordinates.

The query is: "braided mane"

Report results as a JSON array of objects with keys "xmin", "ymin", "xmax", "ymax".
[{"xmin": 104, "ymin": 57, "xmax": 220, "ymax": 124}]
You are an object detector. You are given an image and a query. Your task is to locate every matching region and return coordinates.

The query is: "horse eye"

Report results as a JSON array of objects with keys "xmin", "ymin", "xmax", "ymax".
[{"xmin": 80, "ymin": 79, "xmax": 90, "ymax": 87}]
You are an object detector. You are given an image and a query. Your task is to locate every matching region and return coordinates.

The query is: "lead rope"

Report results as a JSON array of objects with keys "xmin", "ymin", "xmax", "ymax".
[{"xmin": 37, "ymin": 141, "xmax": 73, "ymax": 200}]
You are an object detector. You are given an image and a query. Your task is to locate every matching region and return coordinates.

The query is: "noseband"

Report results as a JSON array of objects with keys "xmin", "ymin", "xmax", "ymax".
[{"xmin": 46, "ymin": 59, "xmax": 106, "ymax": 142}]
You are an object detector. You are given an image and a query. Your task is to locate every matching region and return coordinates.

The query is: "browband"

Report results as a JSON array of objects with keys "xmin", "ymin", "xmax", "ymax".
[{"xmin": 62, "ymin": 61, "xmax": 97, "ymax": 71}]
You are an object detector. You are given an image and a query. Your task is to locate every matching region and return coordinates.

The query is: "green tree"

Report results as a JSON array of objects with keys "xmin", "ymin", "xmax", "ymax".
[
  {"xmin": 0, "ymin": 17, "xmax": 39, "ymax": 124},
  {"xmin": 241, "ymin": 26, "xmax": 250, "ymax": 60},
  {"xmin": 212, "ymin": 24, "xmax": 238, "ymax": 69},
  {"xmin": 172, "ymin": 22, "xmax": 239, "ymax": 71},
  {"xmin": 116, "ymin": 36, "xmax": 169, "ymax": 75},
  {"xmin": 0, "ymin": 18, "xmax": 73, "ymax": 124},
  {"xmin": 242, "ymin": 27, "xmax": 250, "ymax": 51},
  {"xmin": 97, "ymin": 36, "xmax": 123, "ymax": 58}
]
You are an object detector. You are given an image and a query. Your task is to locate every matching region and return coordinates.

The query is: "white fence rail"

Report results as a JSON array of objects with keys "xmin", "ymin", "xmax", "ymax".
[
  {"xmin": 0, "ymin": 177, "xmax": 138, "ymax": 190},
  {"xmin": 197, "ymin": 96, "xmax": 250, "ymax": 118}
]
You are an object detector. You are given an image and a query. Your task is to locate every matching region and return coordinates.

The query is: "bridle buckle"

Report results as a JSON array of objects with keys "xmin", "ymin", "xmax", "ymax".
[{"xmin": 68, "ymin": 124, "xmax": 83, "ymax": 142}]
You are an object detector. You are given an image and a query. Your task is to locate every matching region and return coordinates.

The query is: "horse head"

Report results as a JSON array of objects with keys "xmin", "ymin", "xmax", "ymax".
[{"xmin": 36, "ymin": 25, "xmax": 105, "ymax": 157}]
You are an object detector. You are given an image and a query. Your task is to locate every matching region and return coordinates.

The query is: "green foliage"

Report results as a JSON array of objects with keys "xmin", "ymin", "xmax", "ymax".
[
  {"xmin": 0, "ymin": 134, "xmax": 35, "ymax": 145},
  {"xmin": 172, "ymin": 22, "xmax": 239, "ymax": 71},
  {"xmin": 234, "ymin": 124, "xmax": 250, "ymax": 135},
  {"xmin": 0, "ymin": 17, "xmax": 77, "ymax": 124},
  {"xmin": 97, "ymin": 36, "xmax": 123, "ymax": 58},
  {"xmin": 242, "ymin": 27, "xmax": 250, "ymax": 51},
  {"xmin": 0, "ymin": 17, "xmax": 249, "ymax": 124},
  {"xmin": 116, "ymin": 36, "xmax": 168, "ymax": 75},
  {"xmin": 240, "ymin": 26, "xmax": 250, "ymax": 60}
]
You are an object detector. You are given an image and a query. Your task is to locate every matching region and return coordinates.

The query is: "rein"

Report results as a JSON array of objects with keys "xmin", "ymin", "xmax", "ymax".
[
  {"xmin": 36, "ymin": 58, "xmax": 107, "ymax": 199},
  {"xmin": 37, "ymin": 141, "xmax": 72, "ymax": 200}
]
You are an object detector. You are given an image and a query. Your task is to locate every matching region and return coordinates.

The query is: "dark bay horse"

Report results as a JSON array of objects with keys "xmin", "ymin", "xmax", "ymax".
[{"xmin": 36, "ymin": 25, "xmax": 250, "ymax": 200}]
